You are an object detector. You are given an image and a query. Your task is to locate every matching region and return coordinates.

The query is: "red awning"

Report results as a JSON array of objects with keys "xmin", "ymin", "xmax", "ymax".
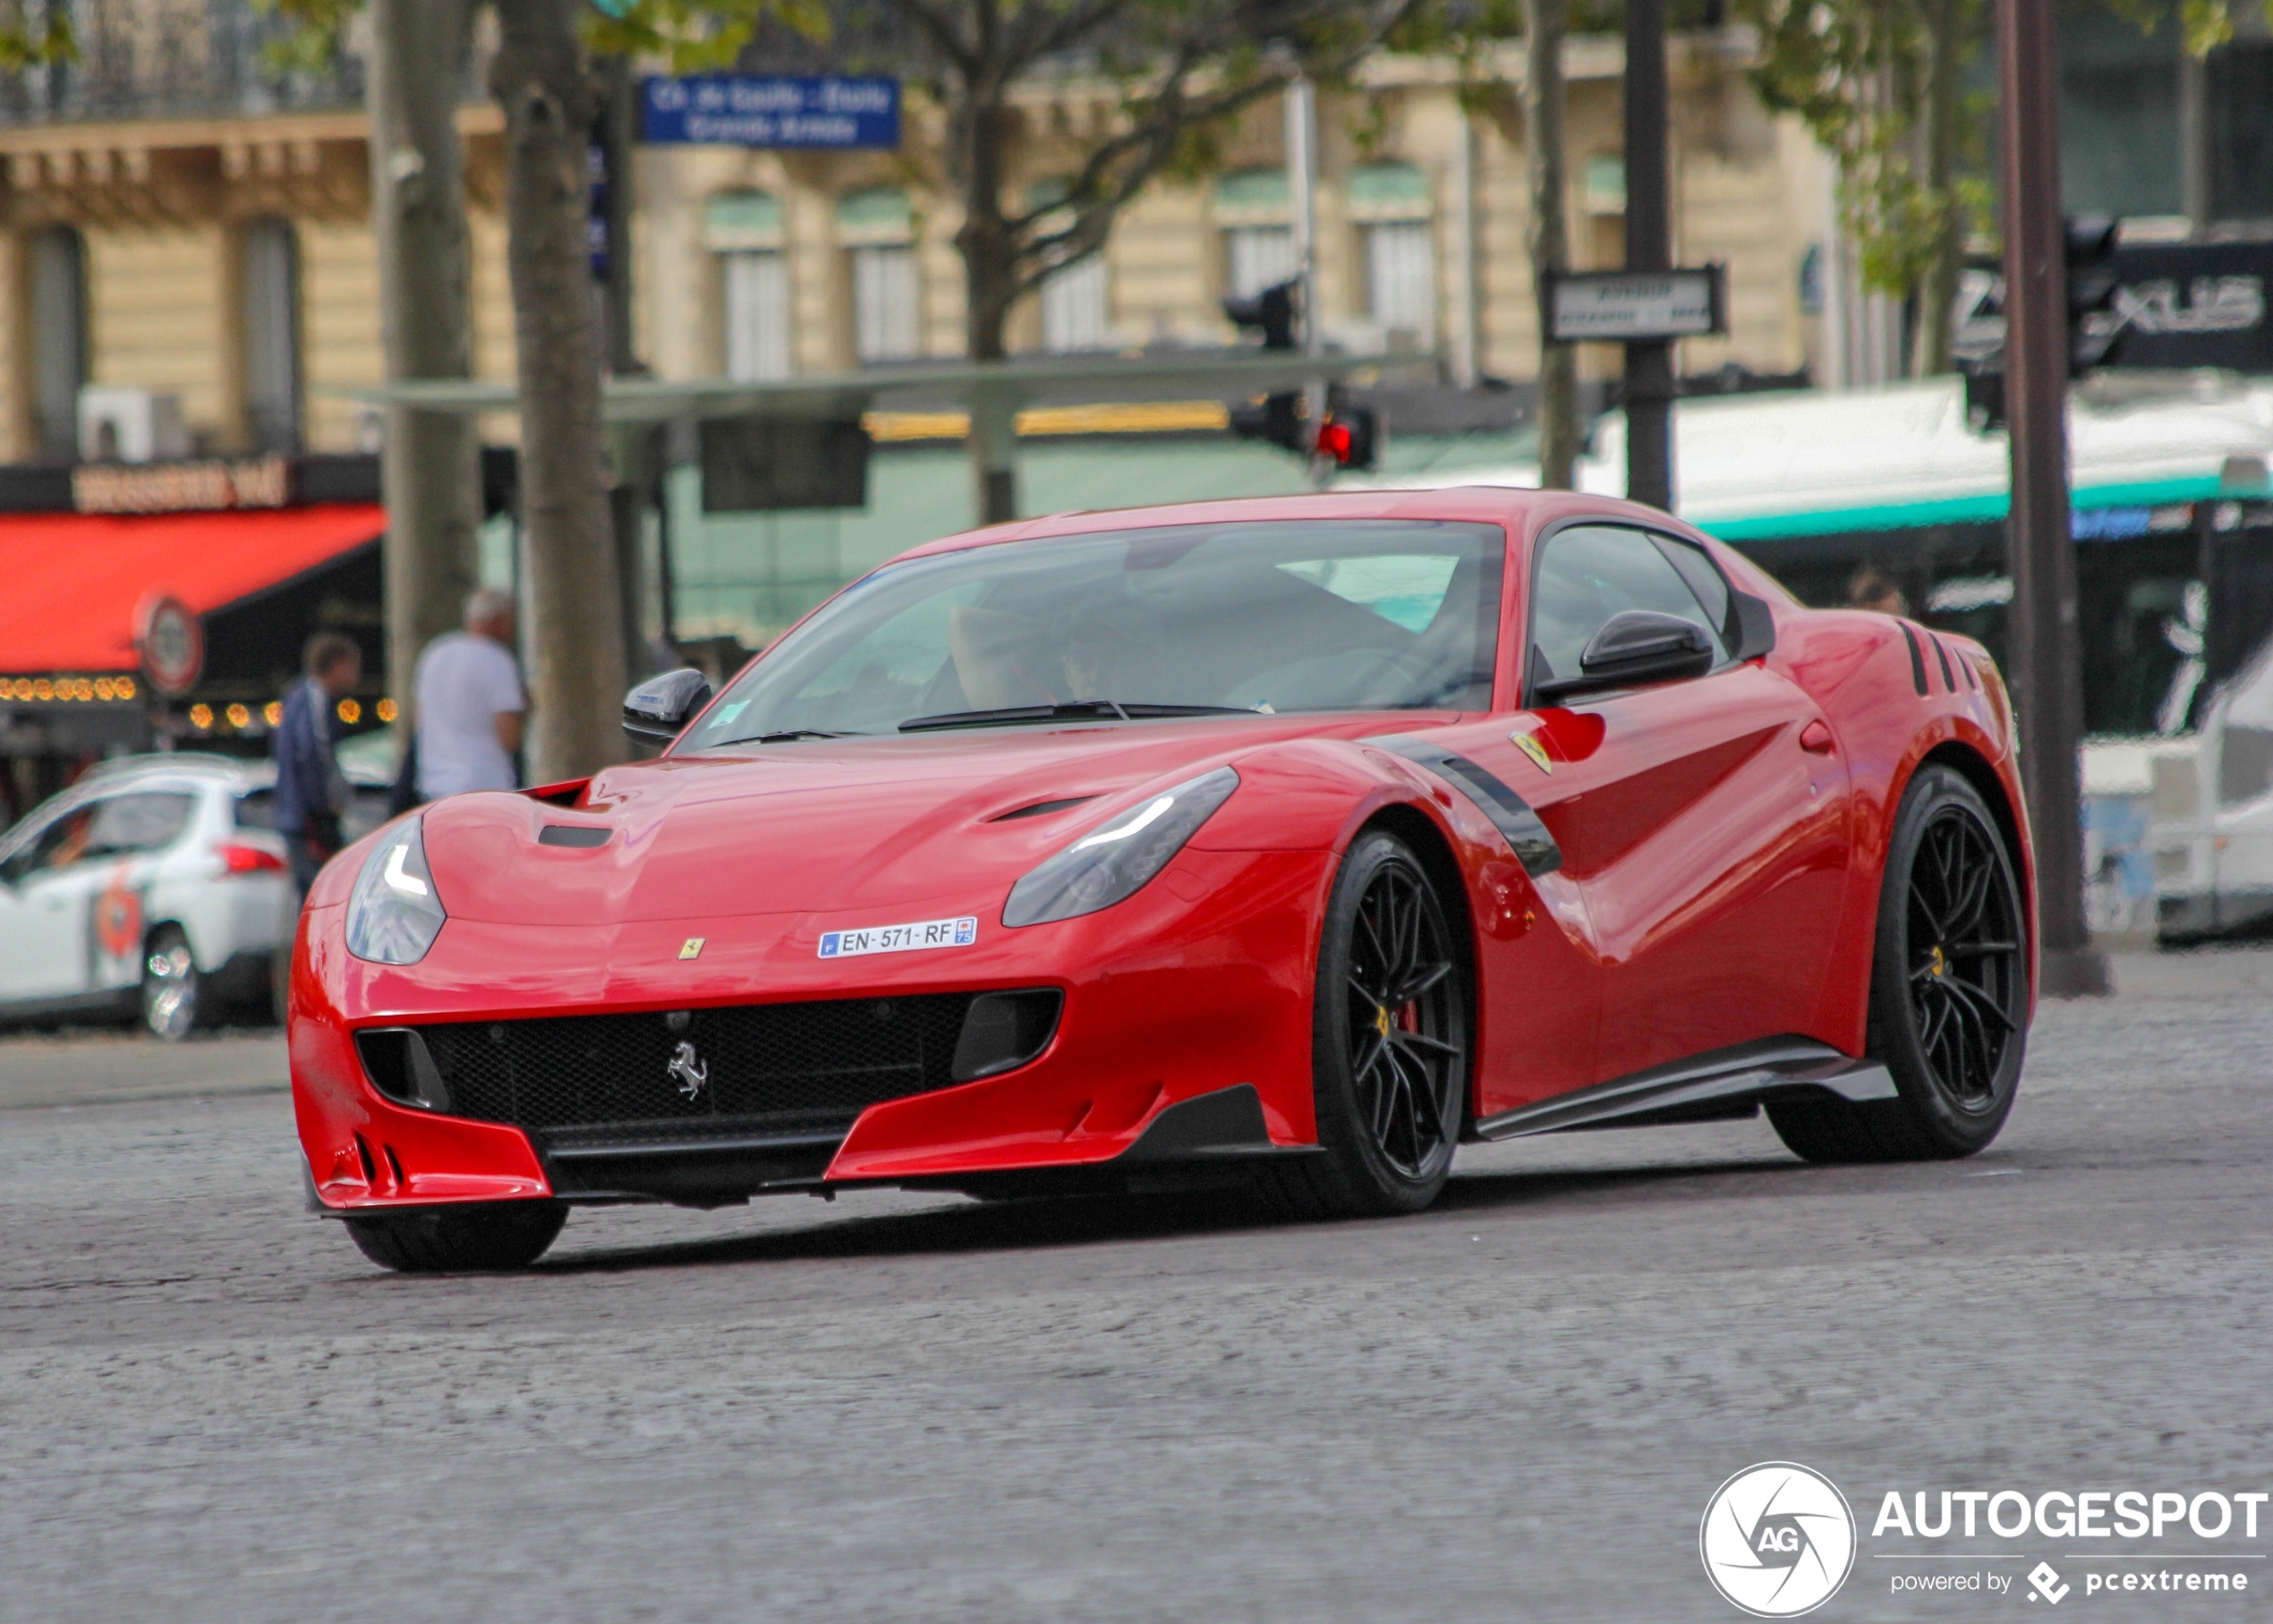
[{"xmin": 0, "ymin": 503, "xmax": 386, "ymax": 674}]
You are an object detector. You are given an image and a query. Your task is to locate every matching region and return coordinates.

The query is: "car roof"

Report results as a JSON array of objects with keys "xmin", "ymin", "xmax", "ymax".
[
  {"xmin": 884, "ymin": 486, "xmax": 1711, "ymax": 566},
  {"xmin": 83, "ymin": 752, "xmax": 265, "ymax": 788}
]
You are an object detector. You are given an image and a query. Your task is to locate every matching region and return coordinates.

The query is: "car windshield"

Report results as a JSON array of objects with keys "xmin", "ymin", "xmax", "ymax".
[{"xmin": 679, "ymin": 518, "xmax": 1505, "ymax": 748}]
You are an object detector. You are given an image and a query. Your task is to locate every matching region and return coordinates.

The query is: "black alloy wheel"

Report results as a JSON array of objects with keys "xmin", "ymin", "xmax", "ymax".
[
  {"xmin": 1258, "ymin": 830, "xmax": 1469, "ymax": 1218},
  {"xmin": 1904, "ymin": 793, "xmax": 2026, "ymax": 1104},
  {"xmin": 1769, "ymin": 765, "xmax": 2028, "ymax": 1163}
]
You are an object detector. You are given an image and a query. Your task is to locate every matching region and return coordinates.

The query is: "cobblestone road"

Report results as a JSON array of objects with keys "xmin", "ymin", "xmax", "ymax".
[{"xmin": 4, "ymin": 953, "xmax": 2270, "ymax": 1622}]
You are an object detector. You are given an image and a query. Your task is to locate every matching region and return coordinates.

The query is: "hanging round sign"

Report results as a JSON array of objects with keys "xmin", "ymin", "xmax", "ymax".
[{"xmin": 135, "ymin": 593, "xmax": 203, "ymax": 698}]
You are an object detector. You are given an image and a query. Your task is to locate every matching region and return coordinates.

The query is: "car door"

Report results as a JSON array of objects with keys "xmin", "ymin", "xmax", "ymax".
[
  {"xmin": 79, "ymin": 791, "xmax": 199, "ymax": 991},
  {"xmin": 0, "ymin": 803, "xmax": 101, "ymax": 1001},
  {"xmin": 1461, "ymin": 521, "xmax": 1852, "ymax": 1083}
]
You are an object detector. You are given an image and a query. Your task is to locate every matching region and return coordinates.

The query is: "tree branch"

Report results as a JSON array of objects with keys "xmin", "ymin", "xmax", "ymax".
[{"xmin": 876, "ymin": 0, "xmax": 980, "ymax": 79}]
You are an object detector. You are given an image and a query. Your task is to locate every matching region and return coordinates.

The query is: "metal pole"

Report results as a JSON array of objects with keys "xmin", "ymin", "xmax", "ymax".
[
  {"xmin": 1450, "ymin": 106, "xmax": 1480, "ymax": 390},
  {"xmin": 1286, "ymin": 71, "xmax": 1329, "ymax": 486},
  {"xmin": 1287, "ymin": 71, "xmax": 1320, "ymax": 363},
  {"xmin": 1996, "ymin": 0, "xmax": 2108, "ymax": 997},
  {"xmin": 1622, "ymin": 0, "xmax": 1674, "ymax": 512},
  {"xmin": 2178, "ymin": 44, "xmax": 2210, "ymax": 235}
]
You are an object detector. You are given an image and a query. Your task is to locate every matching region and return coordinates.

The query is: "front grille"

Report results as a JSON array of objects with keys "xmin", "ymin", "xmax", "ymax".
[{"xmin": 413, "ymin": 993, "xmax": 980, "ymax": 1140}]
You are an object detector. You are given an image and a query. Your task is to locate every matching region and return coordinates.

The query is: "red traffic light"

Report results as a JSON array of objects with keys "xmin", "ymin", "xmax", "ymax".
[{"xmin": 1312, "ymin": 408, "xmax": 1377, "ymax": 471}]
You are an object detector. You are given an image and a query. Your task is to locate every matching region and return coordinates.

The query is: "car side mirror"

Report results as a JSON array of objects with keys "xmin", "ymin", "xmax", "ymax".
[
  {"xmin": 623, "ymin": 667, "xmax": 712, "ymax": 747},
  {"xmin": 1537, "ymin": 610, "xmax": 1715, "ymax": 703}
]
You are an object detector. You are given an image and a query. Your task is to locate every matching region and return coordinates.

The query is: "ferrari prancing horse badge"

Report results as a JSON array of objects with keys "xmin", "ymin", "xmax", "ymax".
[{"xmin": 1511, "ymin": 732, "xmax": 1554, "ymax": 774}]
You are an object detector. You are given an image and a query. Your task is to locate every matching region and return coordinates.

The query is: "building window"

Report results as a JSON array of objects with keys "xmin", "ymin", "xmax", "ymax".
[
  {"xmin": 1224, "ymin": 226, "xmax": 1296, "ymax": 300},
  {"xmin": 706, "ymin": 191, "xmax": 790, "ymax": 381},
  {"xmin": 1350, "ymin": 161, "xmax": 1435, "ymax": 347},
  {"xmin": 838, "ymin": 187, "xmax": 919, "ymax": 363},
  {"xmin": 28, "ymin": 225, "xmax": 87, "ymax": 462},
  {"xmin": 1027, "ymin": 182, "xmax": 1111, "ymax": 353},
  {"xmin": 1040, "ymin": 254, "xmax": 1110, "ymax": 353},
  {"xmin": 1213, "ymin": 168, "xmax": 1295, "ymax": 300},
  {"xmin": 851, "ymin": 246, "xmax": 917, "ymax": 361},
  {"xmin": 1364, "ymin": 223, "xmax": 1434, "ymax": 337},
  {"xmin": 240, "ymin": 217, "xmax": 302, "ymax": 453},
  {"xmin": 2210, "ymin": 41, "xmax": 2273, "ymax": 219}
]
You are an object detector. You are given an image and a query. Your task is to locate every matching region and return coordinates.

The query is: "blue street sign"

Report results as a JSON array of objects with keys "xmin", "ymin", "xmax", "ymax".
[{"xmin": 641, "ymin": 76, "xmax": 900, "ymax": 149}]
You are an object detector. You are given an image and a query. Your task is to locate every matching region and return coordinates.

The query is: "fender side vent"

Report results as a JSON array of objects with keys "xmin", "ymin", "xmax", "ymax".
[{"xmin": 1899, "ymin": 622, "xmax": 1928, "ymax": 695}]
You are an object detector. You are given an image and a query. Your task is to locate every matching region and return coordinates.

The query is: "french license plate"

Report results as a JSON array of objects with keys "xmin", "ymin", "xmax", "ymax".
[{"xmin": 817, "ymin": 915, "xmax": 979, "ymax": 959}]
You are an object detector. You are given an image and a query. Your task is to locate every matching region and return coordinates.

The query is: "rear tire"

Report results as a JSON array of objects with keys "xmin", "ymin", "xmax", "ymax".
[
  {"xmin": 344, "ymin": 1202, "xmax": 567, "ymax": 1272},
  {"xmin": 1769, "ymin": 764, "xmax": 2028, "ymax": 1163},
  {"xmin": 1256, "ymin": 831, "xmax": 1469, "ymax": 1220},
  {"xmin": 140, "ymin": 926, "xmax": 201, "ymax": 1042}
]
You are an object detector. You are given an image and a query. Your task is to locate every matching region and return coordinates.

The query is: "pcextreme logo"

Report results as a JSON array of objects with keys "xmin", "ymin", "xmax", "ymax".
[{"xmin": 1701, "ymin": 1462, "xmax": 1860, "ymax": 1617}]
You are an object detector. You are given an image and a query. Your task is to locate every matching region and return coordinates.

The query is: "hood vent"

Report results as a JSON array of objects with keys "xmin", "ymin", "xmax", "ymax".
[
  {"xmin": 539, "ymin": 825, "xmax": 612, "ymax": 848},
  {"xmin": 991, "ymin": 795, "xmax": 1096, "ymax": 822}
]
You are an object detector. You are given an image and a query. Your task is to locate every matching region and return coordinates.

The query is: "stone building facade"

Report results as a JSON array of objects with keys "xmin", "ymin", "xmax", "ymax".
[{"xmin": 0, "ymin": 13, "xmax": 1834, "ymax": 467}]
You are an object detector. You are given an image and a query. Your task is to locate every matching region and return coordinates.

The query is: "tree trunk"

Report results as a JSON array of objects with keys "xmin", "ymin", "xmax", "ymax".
[
  {"xmin": 1526, "ymin": 0, "xmax": 1581, "ymax": 489},
  {"xmin": 1911, "ymin": 0, "xmax": 1963, "ymax": 377},
  {"xmin": 953, "ymin": 91, "xmax": 1020, "ymax": 524},
  {"xmin": 368, "ymin": 0, "xmax": 481, "ymax": 760},
  {"xmin": 595, "ymin": 55, "xmax": 655, "ymax": 684},
  {"xmin": 491, "ymin": 0, "xmax": 626, "ymax": 782}
]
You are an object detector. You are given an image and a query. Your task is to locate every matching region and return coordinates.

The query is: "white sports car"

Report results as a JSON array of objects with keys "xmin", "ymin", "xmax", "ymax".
[{"xmin": 0, "ymin": 752, "xmax": 386, "ymax": 1037}]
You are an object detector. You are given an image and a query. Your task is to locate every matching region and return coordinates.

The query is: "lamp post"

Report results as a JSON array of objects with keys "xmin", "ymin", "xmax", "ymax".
[
  {"xmin": 1996, "ymin": 0, "xmax": 2108, "ymax": 997},
  {"xmin": 1622, "ymin": 0, "xmax": 1674, "ymax": 512}
]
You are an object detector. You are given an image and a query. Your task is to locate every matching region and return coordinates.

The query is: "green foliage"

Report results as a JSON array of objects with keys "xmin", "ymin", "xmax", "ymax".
[
  {"xmin": 1734, "ymin": 0, "xmax": 1987, "ymax": 313},
  {"xmin": 257, "ymin": 0, "xmax": 823, "ymax": 85},
  {"xmin": 586, "ymin": 0, "xmax": 826, "ymax": 72},
  {"xmin": 2103, "ymin": 0, "xmax": 2273, "ymax": 55},
  {"xmin": 1745, "ymin": 0, "xmax": 2273, "ymax": 324},
  {"xmin": 0, "ymin": 1, "xmax": 75, "ymax": 72}
]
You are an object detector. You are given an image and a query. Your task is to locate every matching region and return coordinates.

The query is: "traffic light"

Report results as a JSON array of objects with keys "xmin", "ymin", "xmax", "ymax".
[
  {"xmin": 2065, "ymin": 215, "xmax": 2121, "ymax": 375},
  {"xmin": 1315, "ymin": 398, "xmax": 1379, "ymax": 472},
  {"xmin": 1228, "ymin": 389, "xmax": 1380, "ymax": 472},
  {"xmin": 1229, "ymin": 390, "xmax": 1307, "ymax": 454},
  {"xmin": 1222, "ymin": 278, "xmax": 1298, "ymax": 351}
]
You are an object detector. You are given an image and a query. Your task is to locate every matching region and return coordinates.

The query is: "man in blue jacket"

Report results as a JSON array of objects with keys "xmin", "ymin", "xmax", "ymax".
[{"xmin": 274, "ymin": 632, "xmax": 362, "ymax": 896}]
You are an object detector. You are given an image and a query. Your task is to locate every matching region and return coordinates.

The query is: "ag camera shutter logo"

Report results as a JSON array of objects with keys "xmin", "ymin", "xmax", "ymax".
[{"xmin": 1700, "ymin": 1462, "xmax": 1857, "ymax": 1617}]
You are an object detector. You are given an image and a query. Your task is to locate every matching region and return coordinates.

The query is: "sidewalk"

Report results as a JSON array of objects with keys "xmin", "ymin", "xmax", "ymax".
[{"xmin": 0, "ymin": 1027, "xmax": 286, "ymax": 1111}]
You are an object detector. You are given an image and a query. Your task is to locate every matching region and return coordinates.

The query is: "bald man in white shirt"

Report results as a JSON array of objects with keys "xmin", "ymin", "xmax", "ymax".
[{"xmin": 414, "ymin": 589, "xmax": 527, "ymax": 798}]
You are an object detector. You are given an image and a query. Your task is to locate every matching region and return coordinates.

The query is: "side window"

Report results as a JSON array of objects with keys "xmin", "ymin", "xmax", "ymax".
[
  {"xmin": 79, "ymin": 793, "xmax": 197, "ymax": 862},
  {"xmin": 1529, "ymin": 524, "xmax": 1731, "ymax": 689},
  {"xmin": 0, "ymin": 805, "xmax": 96, "ymax": 882},
  {"xmin": 1655, "ymin": 534, "xmax": 1732, "ymax": 641}
]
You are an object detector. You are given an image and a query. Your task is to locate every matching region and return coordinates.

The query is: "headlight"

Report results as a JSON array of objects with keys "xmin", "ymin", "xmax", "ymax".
[
  {"xmin": 345, "ymin": 816, "xmax": 447, "ymax": 965},
  {"xmin": 1003, "ymin": 767, "xmax": 1239, "ymax": 928}
]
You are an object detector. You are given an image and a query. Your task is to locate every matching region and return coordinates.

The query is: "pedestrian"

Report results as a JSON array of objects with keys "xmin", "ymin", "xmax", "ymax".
[
  {"xmin": 274, "ymin": 631, "xmax": 361, "ymax": 896},
  {"xmin": 414, "ymin": 588, "xmax": 527, "ymax": 800},
  {"xmin": 1846, "ymin": 565, "xmax": 1910, "ymax": 618}
]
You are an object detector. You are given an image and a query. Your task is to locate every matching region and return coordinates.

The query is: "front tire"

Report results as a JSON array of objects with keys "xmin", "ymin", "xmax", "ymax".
[
  {"xmin": 1769, "ymin": 764, "xmax": 2028, "ymax": 1162},
  {"xmin": 344, "ymin": 1202, "xmax": 568, "ymax": 1272},
  {"xmin": 1258, "ymin": 831, "xmax": 1469, "ymax": 1220},
  {"xmin": 141, "ymin": 926, "xmax": 200, "ymax": 1041}
]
